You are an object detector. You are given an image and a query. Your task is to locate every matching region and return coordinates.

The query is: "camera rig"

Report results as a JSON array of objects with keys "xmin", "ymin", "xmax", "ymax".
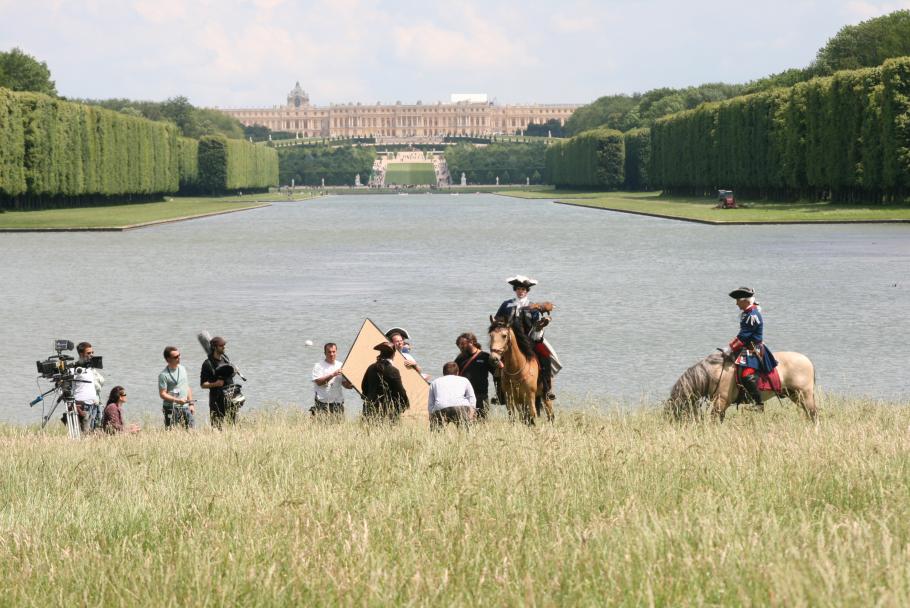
[{"xmin": 31, "ymin": 340, "xmax": 103, "ymax": 439}]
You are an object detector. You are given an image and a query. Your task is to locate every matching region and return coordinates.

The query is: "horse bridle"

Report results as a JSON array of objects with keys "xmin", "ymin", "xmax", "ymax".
[{"xmin": 490, "ymin": 325, "xmax": 530, "ymax": 377}]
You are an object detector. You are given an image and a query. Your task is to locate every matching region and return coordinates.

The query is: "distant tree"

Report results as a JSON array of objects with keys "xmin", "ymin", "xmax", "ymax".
[
  {"xmin": 0, "ymin": 47, "xmax": 56, "ymax": 95},
  {"xmin": 565, "ymin": 94, "xmax": 640, "ymax": 134},
  {"xmin": 80, "ymin": 96, "xmax": 245, "ymax": 139},
  {"xmin": 525, "ymin": 119, "xmax": 566, "ymax": 137},
  {"xmin": 812, "ymin": 9, "xmax": 910, "ymax": 73},
  {"xmin": 244, "ymin": 124, "xmax": 271, "ymax": 140}
]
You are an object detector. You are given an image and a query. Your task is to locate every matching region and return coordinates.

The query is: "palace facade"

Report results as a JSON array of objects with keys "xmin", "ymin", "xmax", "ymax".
[{"xmin": 217, "ymin": 83, "xmax": 579, "ymax": 140}]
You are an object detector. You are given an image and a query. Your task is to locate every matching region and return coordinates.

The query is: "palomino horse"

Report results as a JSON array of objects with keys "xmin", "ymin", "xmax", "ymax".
[
  {"xmin": 667, "ymin": 351, "xmax": 817, "ymax": 423},
  {"xmin": 488, "ymin": 317, "xmax": 554, "ymax": 424}
]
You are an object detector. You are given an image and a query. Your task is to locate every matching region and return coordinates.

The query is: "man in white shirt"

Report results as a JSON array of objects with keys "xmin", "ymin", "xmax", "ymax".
[
  {"xmin": 427, "ymin": 361, "xmax": 476, "ymax": 430},
  {"xmin": 73, "ymin": 341, "xmax": 104, "ymax": 433},
  {"xmin": 311, "ymin": 342, "xmax": 353, "ymax": 419}
]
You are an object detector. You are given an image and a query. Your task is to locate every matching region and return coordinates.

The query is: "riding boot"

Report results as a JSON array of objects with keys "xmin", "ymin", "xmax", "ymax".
[
  {"xmin": 741, "ymin": 374, "xmax": 764, "ymax": 412},
  {"xmin": 539, "ymin": 356, "xmax": 555, "ymax": 401}
]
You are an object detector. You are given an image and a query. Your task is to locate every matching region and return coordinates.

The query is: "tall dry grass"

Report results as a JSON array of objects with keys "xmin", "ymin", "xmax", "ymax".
[{"xmin": 2, "ymin": 397, "xmax": 910, "ymax": 606}]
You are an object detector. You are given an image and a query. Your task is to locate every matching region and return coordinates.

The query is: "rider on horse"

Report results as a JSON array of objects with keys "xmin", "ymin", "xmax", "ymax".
[
  {"xmin": 722, "ymin": 286, "xmax": 778, "ymax": 412},
  {"xmin": 495, "ymin": 275, "xmax": 556, "ymax": 400}
]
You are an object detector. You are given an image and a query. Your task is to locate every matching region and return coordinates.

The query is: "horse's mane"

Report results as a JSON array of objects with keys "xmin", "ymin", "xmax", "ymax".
[
  {"xmin": 669, "ymin": 353, "xmax": 724, "ymax": 405},
  {"xmin": 488, "ymin": 317, "xmax": 536, "ymax": 358}
]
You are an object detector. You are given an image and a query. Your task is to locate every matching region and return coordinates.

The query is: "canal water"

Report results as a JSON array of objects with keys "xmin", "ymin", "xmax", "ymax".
[{"xmin": 2, "ymin": 193, "xmax": 908, "ymax": 425}]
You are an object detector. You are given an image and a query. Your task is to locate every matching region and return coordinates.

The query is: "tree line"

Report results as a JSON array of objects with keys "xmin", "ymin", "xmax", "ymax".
[
  {"xmin": 278, "ymin": 145, "xmax": 376, "ymax": 186},
  {"xmin": 445, "ymin": 143, "xmax": 547, "ymax": 185},
  {"xmin": 650, "ymin": 57, "xmax": 910, "ymax": 201},
  {"xmin": 0, "ymin": 88, "xmax": 278, "ymax": 209}
]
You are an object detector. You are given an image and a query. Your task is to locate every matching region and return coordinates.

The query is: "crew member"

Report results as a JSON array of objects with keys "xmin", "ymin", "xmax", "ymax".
[
  {"xmin": 494, "ymin": 275, "xmax": 556, "ymax": 400},
  {"xmin": 385, "ymin": 327, "xmax": 425, "ymax": 377},
  {"xmin": 723, "ymin": 287, "xmax": 778, "ymax": 412},
  {"xmin": 361, "ymin": 341, "xmax": 409, "ymax": 422},
  {"xmin": 159, "ymin": 346, "xmax": 194, "ymax": 429},
  {"xmin": 311, "ymin": 342, "xmax": 353, "ymax": 419},
  {"xmin": 455, "ymin": 332, "xmax": 496, "ymax": 419},
  {"xmin": 427, "ymin": 361, "xmax": 476, "ymax": 430},
  {"xmin": 102, "ymin": 386, "xmax": 140, "ymax": 434},
  {"xmin": 72, "ymin": 341, "xmax": 104, "ymax": 433},
  {"xmin": 200, "ymin": 336, "xmax": 238, "ymax": 428}
]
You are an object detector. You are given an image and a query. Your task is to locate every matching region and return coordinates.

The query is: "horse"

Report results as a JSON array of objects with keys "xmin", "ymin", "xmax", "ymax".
[
  {"xmin": 488, "ymin": 316, "xmax": 554, "ymax": 424},
  {"xmin": 667, "ymin": 351, "xmax": 817, "ymax": 423}
]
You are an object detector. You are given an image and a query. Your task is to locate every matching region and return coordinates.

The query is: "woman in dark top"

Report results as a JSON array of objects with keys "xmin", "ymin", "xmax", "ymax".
[{"xmin": 102, "ymin": 386, "xmax": 139, "ymax": 434}]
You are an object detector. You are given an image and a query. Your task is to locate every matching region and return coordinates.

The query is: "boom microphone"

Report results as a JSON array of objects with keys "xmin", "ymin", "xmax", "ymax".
[{"xmin": 197, "ymin": 331, "xmax": 213, "ymax": 357}]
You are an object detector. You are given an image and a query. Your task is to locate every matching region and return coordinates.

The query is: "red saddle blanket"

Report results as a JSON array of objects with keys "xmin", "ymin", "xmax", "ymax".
[{"xmin": 757, "ymin": 368, "xmax": 782, "ymax": 394}]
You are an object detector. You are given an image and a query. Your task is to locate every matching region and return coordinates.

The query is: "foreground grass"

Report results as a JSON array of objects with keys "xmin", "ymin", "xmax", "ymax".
[
  {"xmin": 0, "ymin": 192, "xmax": 319, "ymax": 230},
  {"xmin": 3, "ymin": 399, "xmax": 910, "ymax": 606},
  {"xmin": 502, "ymin": 190, "xmax": 910, "ymax": 222}
]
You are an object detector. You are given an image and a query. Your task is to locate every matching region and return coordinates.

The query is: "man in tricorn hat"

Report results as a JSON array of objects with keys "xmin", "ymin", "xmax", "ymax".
[
  {"xmin": 722, "ymin": 287, "xmax": 778, "ymax": 412},
  {"xmin": 494, "ymin": 275, "xmax": 557, "ymax": 400},
  {"xmin": 361, "ymin": 341, "xmax": 409, "ymax": 422}
]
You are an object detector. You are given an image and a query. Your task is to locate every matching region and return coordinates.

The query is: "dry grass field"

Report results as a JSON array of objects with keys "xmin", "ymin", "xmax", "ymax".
[{"xmin": 2, "ymin": 398, "xmax": 910, "ymax": 606}]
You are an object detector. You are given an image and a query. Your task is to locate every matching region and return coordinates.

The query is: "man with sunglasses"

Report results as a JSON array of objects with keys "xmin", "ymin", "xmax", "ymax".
[
  {"xmin": 159, "ymin": 346, "xmax": 195, "ymax": 429},
  {"xmin": 72, "ymin": 341, "xmax": 105, "ymax": 433}
]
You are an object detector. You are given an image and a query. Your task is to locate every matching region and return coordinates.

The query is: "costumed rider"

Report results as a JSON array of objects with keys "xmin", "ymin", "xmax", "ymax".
[
  {"xmin": 494, "ymin": 275, "xmax": 558, "ymax": 400},
  {"xmin": 722, "ymin": 287, "xmax": 778, "ymax": 412}
]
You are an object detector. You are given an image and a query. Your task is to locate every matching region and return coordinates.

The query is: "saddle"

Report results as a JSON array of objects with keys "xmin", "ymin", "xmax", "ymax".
[{"xmin": 757, "ymin": 368, "xmax": 783, "ymax": 395}]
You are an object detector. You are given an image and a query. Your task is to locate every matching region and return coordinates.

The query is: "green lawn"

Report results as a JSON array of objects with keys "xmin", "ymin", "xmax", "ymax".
[
  {"xmin": 2, "ymin": 400, "xmax": 910, "ymax": 605},
  {"xmin": 501, "ymin": 190, "xmax": 910, "ymax": 222},
  {"xmin": 0, "ymin": 192, "xmax": 318, "ymax": 230},
  {"xmin": 385, "ymin": 162, "xmax": 437, "ymax": 186}
]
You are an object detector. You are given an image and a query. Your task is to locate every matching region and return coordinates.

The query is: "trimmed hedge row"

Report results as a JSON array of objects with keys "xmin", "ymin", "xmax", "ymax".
[
  {"xmin": 0, "ymin": 88, "xmax": 280, "ymax": 208},
  {"xmin": 650, "ymin": 56, "xmax": 910, "ymax": 201},
  {"xmin": 545, "ymin": 128, "xmax": 625, "ymax": 188},
  {"xmin": 198, "ymin": 135, "xmax": 278, "ymax": 193},
  {"xmin": 177, "ymin": 136, "xmax": 199, "ymax": 191},
  {"xmin": 623, "ymin": 128, "xmax": 651, "ymax": 191},
  {"xmin": 1, "ymin": 88, "xmax": 179, "ymax": 208}
]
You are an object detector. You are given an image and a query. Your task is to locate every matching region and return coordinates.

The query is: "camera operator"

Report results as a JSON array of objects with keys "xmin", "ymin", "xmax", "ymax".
[
  {"xmin": 200, "ymin": 336, "xmax": 238, "ymax": 429},
  {"xmin": 72, "ymin": 342, "xmax": 104, "ymax": 433},
  {"xmin": 159, "ymin": 346, "xmax": 195, "ymax": 429}
]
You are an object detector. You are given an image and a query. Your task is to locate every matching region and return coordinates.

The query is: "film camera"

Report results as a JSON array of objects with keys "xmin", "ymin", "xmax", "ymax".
[
  {"xmin": 32, "ymin": 340, "xmax": 103, "ymax": 439},
  {"xmin": 36, "ymin": 340, "xmax": 102, "ymax": 392}
]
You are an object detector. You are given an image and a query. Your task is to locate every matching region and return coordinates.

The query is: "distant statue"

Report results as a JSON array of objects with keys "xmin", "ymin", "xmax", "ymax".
[
  {"xmin": 321, "ymin": 177, "xmax": 325, "ymax": 188},
  {"xmin": 526, "ymin": 177, "xmax": 530, "ymax": 186},
  {"xmin": 548, "ymin": 130, "xmax": 552, "ymax": 138},
  {"xmin": 460, "ymin": 172, "xmax": 467, "ymax": 186},
  {"xmin": 355, "ymin": 174, "xmax": 361, "ymax": 187},
  {"xmin": 496, "ymin": 176, "xmax": 500, "ymax": 186},
  {"xmin": 268, "ymin": 134, "xmax": 272, "ymax": 141}
]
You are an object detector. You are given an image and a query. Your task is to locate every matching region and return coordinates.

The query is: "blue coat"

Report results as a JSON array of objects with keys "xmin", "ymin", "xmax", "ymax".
[
  {"xmin": 734, "ymin": 306, "xmax": 778, "ymax": 372},
  {"xmin": 495, "ymin": 298, "xmax": 541, "ymax": 324}
]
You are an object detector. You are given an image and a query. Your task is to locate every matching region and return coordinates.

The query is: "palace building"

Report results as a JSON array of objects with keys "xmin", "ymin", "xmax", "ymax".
[{"xmin": 217, "ymin": 82, "xmax": 580, "ymax": 140}]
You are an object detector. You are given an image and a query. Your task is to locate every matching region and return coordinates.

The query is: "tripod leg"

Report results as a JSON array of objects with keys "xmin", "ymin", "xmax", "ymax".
[{"xmin": 66, "ymin": 403, "xmax": 82, "ymax": 440}]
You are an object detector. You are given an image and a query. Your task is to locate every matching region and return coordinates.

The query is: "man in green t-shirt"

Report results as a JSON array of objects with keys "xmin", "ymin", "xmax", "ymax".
[{"xmin": 158, "ymin": 345, "xmax": 195, "ymax": 429}]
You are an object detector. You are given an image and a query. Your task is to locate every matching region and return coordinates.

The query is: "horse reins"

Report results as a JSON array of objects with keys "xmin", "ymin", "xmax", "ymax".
[{"xmin": 491, "ymin": 327, "xmax": 530, "ymax": 377}]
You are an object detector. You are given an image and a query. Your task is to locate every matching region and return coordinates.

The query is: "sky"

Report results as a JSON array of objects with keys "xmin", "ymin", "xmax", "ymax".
[{"xmin": 1, "ymin": 0, "xmax": 909, "ymax": 108}]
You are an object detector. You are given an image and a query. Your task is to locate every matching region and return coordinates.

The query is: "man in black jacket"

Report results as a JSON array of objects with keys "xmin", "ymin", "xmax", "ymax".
[
  {"xmin": 200, "ymin": 336, "xmax": 238, "ymax": 428},
  {"xmin": 361, "ymin": 341, "xmax": 409, "ymax": 422}
]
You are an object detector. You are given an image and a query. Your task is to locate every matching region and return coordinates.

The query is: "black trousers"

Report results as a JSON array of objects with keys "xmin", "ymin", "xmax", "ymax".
[
  {"xmin": 430, "ymin": 406, "xmax": 473, "ymax": 430},
  {"xmin": 209, "ymin": 394, "xmax": 237, "ymax": 429},
  {"xmin": 310, "ymin": 399, "xmax": 344, "ymax": 417}
]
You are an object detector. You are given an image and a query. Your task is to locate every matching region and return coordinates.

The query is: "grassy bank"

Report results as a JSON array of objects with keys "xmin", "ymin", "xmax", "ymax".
[
  {"xmin": 0, "ymin": 192, "xmax": 319, "ymax": 230},
  {"xmin": 2, "ymin": 400, "xmax": 910, "ymax": 605},
  {"xmin": 501, "ymin": 190, "xmax": 910, "ymax": 222}
]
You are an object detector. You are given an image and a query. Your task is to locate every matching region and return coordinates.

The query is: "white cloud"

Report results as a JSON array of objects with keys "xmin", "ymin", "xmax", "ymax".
[
  {"xmin": 552, "ymin": 14, "xmax": 597, "ymax": 33},
  {"xmin": 844, "ymin": 0, "xmax": 910, "ymax": 19},
  {"xmin": 132, "ymin": 0, "xmax": 186, "ymax": 23},
  {"xmin": 393, "ymin": 9, "xmax": 537, "ymax": 70}
]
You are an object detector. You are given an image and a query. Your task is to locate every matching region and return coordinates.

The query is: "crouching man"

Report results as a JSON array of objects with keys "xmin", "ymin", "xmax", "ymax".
[{"xmin": 427, "ymin": 361, "xmax": 476, "ymax": 430}]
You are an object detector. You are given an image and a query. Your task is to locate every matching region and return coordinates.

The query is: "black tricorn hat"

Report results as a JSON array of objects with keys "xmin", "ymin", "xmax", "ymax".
[
  {"xmin": 729, "ymin": 287, "xmax": 755, "ymax": 300},
  {"xmin": 373, "ymin": 341, "xmax": 395, "ymax": 357}
]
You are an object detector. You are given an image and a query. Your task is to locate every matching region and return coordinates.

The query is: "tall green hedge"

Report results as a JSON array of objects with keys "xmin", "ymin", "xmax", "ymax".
[
  {"xmin": 0, "ymin": 88, "xmax": 180, "ymax": 209},
  {"xmin": 177, "ymin": 136, "xmax": 199, "ymax": 191},
  {"xmin": 198, "ymin": 135, "xmax": 278, "ymax": 193},
  {"xmin": 623, "ymin": 128, "xmax": 651, "ymax": 190},
  {"xmin": 545, "ymin": 127, "xmax": 625, "ymax": 188},
  {"xmin": 650, "ymin": 56, "xmax": 910, "ymax": 201}
]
